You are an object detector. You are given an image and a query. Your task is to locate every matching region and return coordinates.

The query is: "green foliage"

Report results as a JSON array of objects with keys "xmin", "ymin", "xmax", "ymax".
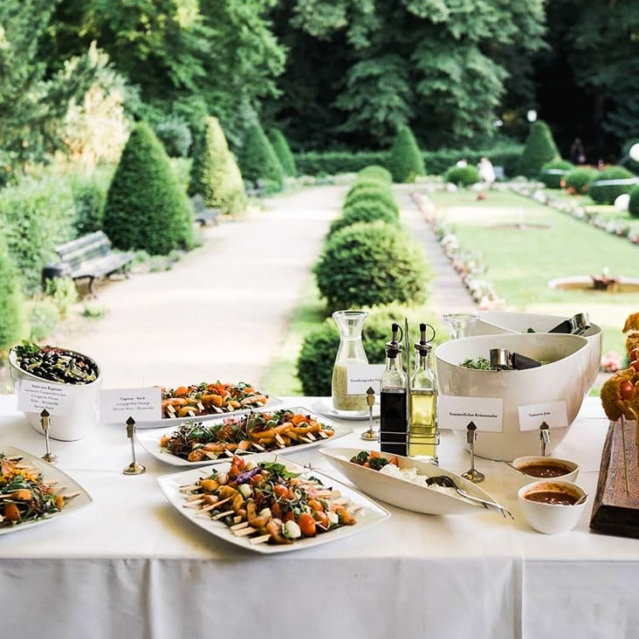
[
  {"xmin": 540, "ymin": 160, "xmax": 574, "ymax": 189},
  {"xmin": 443, "ymin": 165, "xmax": 480, "ymax": 187},
  {"xmin": 358, "ymin": 165, "xmax": 392, "ymax": 184},
  {"xmin": 169, "ymin": 158, "xmax": 192, "ymax": 195},
  {"xmin": 0, "ymin": 234, "xmax": 26, "ymax": 351},
  {"xmin": 588, "ymin": 166, "xmax": 636, "ymax": 204},
  {"xmin": 296, "ymin": 151, "xmax": 389, "ymax": 176},
  {"xmin": 239, "ymin": 123, "xmax": 284, "ymax": 189},
  {"xmin": 103, "ymin": 122, "xmax": 195, "ymax": 255},
  {"xmin": 564, "ymin": 168, "xmax": 598, "ymax": 195},
  {"xmin": 45, "ymin": 277, "xmax": 78, "ymax": 318},
  {"xmin": 189, "ymin": 116, "xmax": 246, "ymax": 214},
  {"xmin": 155, "ymin": 119, "xmax": 192, "ymax": 158},
  {"xmin": 343, "ymin": 187, "xmax": 399, "ymax": 218},
  {"xmin": 71, "ymin": 171, "xmax": 110, "ymax": 236},
  {"xmin": 388, "ymin": 126, "xmax": 425, "ymax": 183},
  {"xmin": 297, "ymin": 305, "xmax": 442, "ymax": 396},
  {"xmin": 314, "ymin": 221, "xmax": 430, "ymax": 311},
  {"xmin": 518, "ymin": 121, "xmax": 560, "ymax": 178},
  {"xmin": 629, "ymin": 185, "xmax": 639, "ymax": 218},
  {"xmin": 329, "ymin": 201, "xmax": 399, "ymax": 236},
  {"xmin": 27, "ymin": 298, "xmax": 60, "ymax": 342},
  {"xmin": 0, "ymin": 175, "xmax": 75, "ymax": 294},
  {"xmin": 268, "ymin": 129, "xmax": 297, "ymax": 177}
]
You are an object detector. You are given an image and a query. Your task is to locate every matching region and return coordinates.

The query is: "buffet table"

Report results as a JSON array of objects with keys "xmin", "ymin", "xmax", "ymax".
[{"xmin": 0, "ymin": 395, "xmax": 637, "ymax": 639}]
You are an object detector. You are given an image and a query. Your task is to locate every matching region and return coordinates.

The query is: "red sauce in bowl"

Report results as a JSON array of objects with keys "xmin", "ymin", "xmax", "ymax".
[
  {"xmin": 524, "ymin": 491, "xmax": 578, "ymax": 506},
  {"xmin": 520, "ymin": 463, "xmax": 572, "ymax": 478}
]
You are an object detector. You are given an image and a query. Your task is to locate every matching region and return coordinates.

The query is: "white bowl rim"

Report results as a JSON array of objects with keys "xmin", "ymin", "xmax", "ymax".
[
  {"xmin": 476, "ymin": 311, "xmax": 602, "ymax": 336},
  {"xmin": 511, "ymin": 456, "xmax": 579, "ymax": 475},
  {"xmin": 517, "ymin": 479, "xmax": 586, "ymax": 507}
]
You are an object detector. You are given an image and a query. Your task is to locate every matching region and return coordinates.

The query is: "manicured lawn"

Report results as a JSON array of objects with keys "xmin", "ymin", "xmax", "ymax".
[{"xmin": 428, "ymin": 189, "xmax": 639, "ymax": 358}]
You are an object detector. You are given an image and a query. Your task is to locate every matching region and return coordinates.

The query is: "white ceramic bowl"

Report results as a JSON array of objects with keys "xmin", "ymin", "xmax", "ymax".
[
  {"xmin": 472, "ymin": 311, "xmax": 602, "ymax": 390},
  {"xmin": 517, "ymin": 480, "xmax": 587, "ymax": 534},
  {"xmin": 9, "ymin": 347, "xmax": 102, "ymax": 441},
  {"xmin": 435, "ymin": 333, "xmax": 589, "ymax": 460},
  {"xmin": 510, "ymin": 456, "xmax": 579, "ymax": 486}
]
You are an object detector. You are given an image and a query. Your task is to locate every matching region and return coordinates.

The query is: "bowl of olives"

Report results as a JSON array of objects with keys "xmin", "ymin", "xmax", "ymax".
[{"xmin": 9, "ymin": 342, "xmax": 102, "ymax": 441}]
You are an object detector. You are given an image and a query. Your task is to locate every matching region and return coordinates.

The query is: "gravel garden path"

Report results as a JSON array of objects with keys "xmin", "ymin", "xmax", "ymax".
[{"xmin": 53, "ymin": 185, "xmax": 345, "ymax": 390}]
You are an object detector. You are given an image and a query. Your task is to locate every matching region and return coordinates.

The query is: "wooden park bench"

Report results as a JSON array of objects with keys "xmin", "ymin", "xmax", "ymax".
[
  {"xmin": 49, "ymin": 231, "xmax": 134, "ymax": 297},
  {"xmin": 190, "ymin": 195, "xmax": 220, "ymax": 226}
]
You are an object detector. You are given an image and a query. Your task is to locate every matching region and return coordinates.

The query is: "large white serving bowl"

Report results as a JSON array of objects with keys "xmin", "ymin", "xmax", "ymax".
[
  {"xmin": 435, "ymin": 333, "xmax": 589, "ymax": 460},
  {"xmin": 473, "ymin": 311, "xmax": 602, "ymax": 390},
  {"xmin": 9, "ymin": 347, "xmax": 102, "ymax": 441}
]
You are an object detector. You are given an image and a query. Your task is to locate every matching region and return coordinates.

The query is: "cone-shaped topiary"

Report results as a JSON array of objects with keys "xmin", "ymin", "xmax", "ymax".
[
  {"xmin": 314, "ymin": 221, "xmax": 430, "ymax": 311},
  {"xmin": 0, "ymin": 234, "xmax": 25, "ymax": 351},
  {"xmin": 103, "ymin": 122, "xmax": 195, "ymax": 255},
  {"xmin": 239, "ymin": 123, "xmax": 284, "ymax": 190},
  {"xmin": 388, "ymin": 126, "xmax": 425, "ymax": 183},
  {"xmin": 189, "ymin": 116, "xmax": 247, "ymax": 214},
  {"xmin": 517, "ymin": 121, "xmax": 560, "ymax": 178},
  {"xmin": 268, "ymin": 129, "xmax": 296, "ymax": 177}
]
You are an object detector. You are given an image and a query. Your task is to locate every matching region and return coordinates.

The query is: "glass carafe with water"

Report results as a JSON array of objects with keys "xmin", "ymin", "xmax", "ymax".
[{"xmin": 332, "ymin": 310, "xmax": 368, "ymax": 411}]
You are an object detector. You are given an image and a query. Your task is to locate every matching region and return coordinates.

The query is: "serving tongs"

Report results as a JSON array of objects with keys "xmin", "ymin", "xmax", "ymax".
[
  {"xmin": 548, "ymin": 312, "xmax": 591, "ymax": 336},
  {"xmin": 489, "ymin": 348, "xmax": 541, "ymax": 371},
  {"xmin": 426, "ymin": 475, "xmax": 513, "ymax": 519}
]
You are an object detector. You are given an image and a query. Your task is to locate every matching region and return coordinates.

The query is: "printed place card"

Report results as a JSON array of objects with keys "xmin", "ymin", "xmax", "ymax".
[
  {"xmin": 100, "ymin": 387, "xmax": 162, "ymax": 423},
  {"xmin": 17, "ymin": 380, "xmax": 77, "ymax": 416},
  {"xmin": 438, "ymin": 395, "xmax": 503, "ymax": 432},
  {"xmin": 346, "ymin": 365, "xmax": 385, "ymax": 395},
  {"xmin": 518, "ymin": 400, "xmax": 568, "ymax": 431}
]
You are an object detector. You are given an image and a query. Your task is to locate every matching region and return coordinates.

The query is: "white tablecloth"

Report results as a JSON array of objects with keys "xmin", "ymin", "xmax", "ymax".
[{"xmin": 0, "ymin": 395, "xmax": 637, "ymax": 639}]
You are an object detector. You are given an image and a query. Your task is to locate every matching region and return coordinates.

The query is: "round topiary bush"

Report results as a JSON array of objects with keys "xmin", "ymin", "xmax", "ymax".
[
  {"xmin": 588, "ymin": 166, "xmax": 637, "ymax": 204},
  {"xmin": 314, "ymin": 221, "xmax": 430, "ymax": 311},
  {"xmin": 103, "ymin": 122, "xmax": 195, "ymax": 255},
  {"xmin": 297, "ymin": 305, "xmax": 442, "ymax": 396},
  {"xmin": 239, "ymin": 123, "xmax": 284, "ymax": 190},
  {"xmin": 268, "ymin": 129, "xmax": 296, "ymax": 177},
  {"xmin": 539, "ymin": 160, "xmax": 574, "ymax": 189},
  {"xmin": 517, "ymin": 120, "xmax": 560, "ymax": 178},
  {"xmin": 344, "ymin": 187, "xmax": 399, "ymax": 218},
  {"xmin": 0, "ymin": 234, "xmax": 25, "ymax": 351},
  {"xmin": 329, "ymin": 201, "xmax": 399, "ymax": 236},
  {"xmin": 358, "ymin": 165, "xmax": 392, "ymax": 184},
  {"xmin": 629, "ymin": 185, "xmax": 639, "ymax": 218},
  {"xmin": 388, "ymin": 126, "xmax": 425, "ymax": 183},
  {"xmin": 564, "ymin": 168, "xmax": 598, "ymax": 195},
  {"xmin": 443, "ymin": 165, "xmax": 480, "ymax": 187},
  {"xmin": 189, "ymin": 116, "xmax": 247, "ymax": 215}
]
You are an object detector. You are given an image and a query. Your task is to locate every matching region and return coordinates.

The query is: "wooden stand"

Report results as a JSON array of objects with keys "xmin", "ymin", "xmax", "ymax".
[{"xmin": 590, "ymin": 419, "xmax": 639, "ymax": 538}]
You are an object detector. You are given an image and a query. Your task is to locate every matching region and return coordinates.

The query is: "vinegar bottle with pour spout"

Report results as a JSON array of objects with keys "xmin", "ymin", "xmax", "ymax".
[{"xmin": 380, "ymin": 323, "xmax": 408, "ymax": 456}]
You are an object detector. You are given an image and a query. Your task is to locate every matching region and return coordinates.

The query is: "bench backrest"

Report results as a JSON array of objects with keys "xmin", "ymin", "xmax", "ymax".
[{"xmin": 55, "ymin": 231, "xmax": 113, "ymax": 270}]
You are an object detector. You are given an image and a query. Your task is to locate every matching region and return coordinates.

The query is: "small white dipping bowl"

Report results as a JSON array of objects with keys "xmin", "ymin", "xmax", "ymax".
[
  {"xmin": 473, "ymin": 311, "xmax": 602, "ymax": 391},
  {"xmin": 518, "ymin": 480, "xmax": 587, "ymax": 534},
  {"xmin": 9, "ymin": 347, "xmax": 102, "ymax": 441},
  {"xmin": 510, "ymin": 456, "xmax": 579, "ymax": 485},
  {"xmin": 435, "ymin": 333, "xmax": 589, "ymax": 460}
]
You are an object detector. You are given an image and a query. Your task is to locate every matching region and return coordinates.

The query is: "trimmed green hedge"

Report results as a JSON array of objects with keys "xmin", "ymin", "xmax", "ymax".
[
  {"xmin": 389, "ymin": 126, "xmax": 425, "ymax": 183},
  {"xmin": 239, "ymin": 123, "xmax": 284, "ymax": 189},
  {"xmin": 443, "ymin": 165, "xmax": 480, "ymax": 187},
  {"xmin": 629, "ymin": 185, "xmax": 639, "ymax": 218},
  {"xmin": 539, "ymin": 160, "xmax": 574, "ymax": 189},
  {"xmin": 564, "ymin": 168, "xmax": 598, "ymax": 195},
  {"xmin": 314, "ymin": 221, "xmax": 430, "ymax": 311},
  {"xmin": 329, "ymin": 201, "xmax": 399, "ymax": 236},
  {"xmin": 344, "ymin": 187, "xmax": 399, "ymax": 217},
  {"xmin": 588, "ymin": 166, "xmax": 636, "ymax": 204},
  {"xmin": 0, "ymin": 233, "xmax": 26, "ymax": 350},
  {"xmin": 269, "ymin": 129, "xmax": 297, "ymax": 177},
  {"xmin": 358, "ymin": 165, "xmax": 392, "ymax": 184},
  {"xmin": 518, "ymin": 120, "xmax": 560, "ymax": 178}
]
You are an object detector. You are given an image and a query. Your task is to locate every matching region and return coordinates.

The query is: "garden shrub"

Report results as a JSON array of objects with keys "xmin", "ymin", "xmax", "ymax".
[
  {"xmin": 71, "ymin": 172, "xmax": 109, "ymax": 236},
  {"xmin": 622, "ymin": 139, "xmax": 639, "ymax": 175},
  {"xmin": 169, "ymin": 158, "xmax": 192, "ymax": 194},
  {"xmin": 388, "ymin": 126, "xmax": 425, "ymax": 183},
  {"xmin": 629, "ymin": 185, "xmax": 639, "ymax": 218},
  {"xmin": 0, "ymin": 234, "xmax": 26, "ymax": 351},
  {"xmin": 314, "ymin": 221, "xmax": 430, "ymax": 311},
  {"xmin": 588, "ymin": 166, "xmax": 636, "ymax": 204},
  {"xmin": 443, "ymin": 165, "xmax": 480, "ymax": 187},
  {"xmin": 358, "ymin": 165, "xmax": 392, "ymax": 184},
  {"xmin": 344, "ymin": 187, "xmax": 399, "ymax": 217},
  {"xmin": 27, "ymin": 298, "xmax": 59, "ymax": 342},
  {"xmin": 268, "ymin": 129, "xmax": 296, "ymax": 177},
  {"xmin": 155, "ymin": 118, "xmax": 192, "ymax": 158},
  {"xmin": 239, "ymin": 123, "xmax": 284, "ymax": 189},
  {"xmin": 564, "ymin": 168, "xmax": 598, "ymax": 195},
  {"xmin": 189, "ymin": 116, "xmax": 246, "ymax": 215},
  {"xmin": 517, "ymin": 120, "xmax": 560, "ymax": 178},
  {"xmin": 103, "ymin": 122, "xmax": 195, "ymax": 255},
  {"xmin": 346, "ymin": 179, "xmax": 392, "ymax": 199},
  {"xmin": 539, "ymin": 160, "xmax": 574, "ymax": 189},
  {"xmin": 0, "ymin": 175, "xmax": 75, "ymax": 295},
  {"xmin": 329, "ymin": 201, "xmax": 399, "ymax": 236},
  {"xmin": 45, "ymin": 277, "xmax": 78, "ymax": 318},
  {"xmin": 296, "ymin": 151, "xmax": 389, "ymax": 176},
  {"xmin": 297, "ymin": 305, "xmax": 442, "ymax": 396}
]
